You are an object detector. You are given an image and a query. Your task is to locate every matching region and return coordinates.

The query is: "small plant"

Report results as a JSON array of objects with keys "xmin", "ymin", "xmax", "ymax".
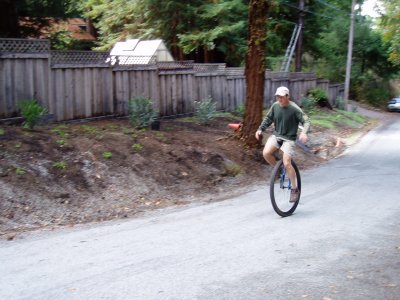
[
  {"xmin": 351, "ymin": 105, "xmax": 358, "ymax": 113},
  {"xmin": 56, "ymin": 139, "xmax": 66, "ymax": 146},
  {"xmin": 132, "ymin": 143, "xmax": 143, "ymax": 151},
  {"xmin": 128, "ymin": 96, "xmax": 158, "ymax": 129},
  {"xmin": 51, "ymin": 126, "xmax": 69, "ymax": 138},
  {"xmin": 15, "ymin": 142, "xmax": 22, "ymax": 149},
  {"xmin": 122, "ymin": 127, "xmax": 135, "ymax": 135},
  {"xmin": 307, "ymin": 88, "xmax": 331, "ymax": 108},
  {"xmin": 102, "ymin": 151, "xmax": 113, "ymax": 159},
  {"xmin": 155, "ymin": 132, "xmax": 168, "ymax": 143},
  {"xmin": 0, "ymin": 128, "xmax": 4, "ymax": 136},
  {"xmin": 81, "ymin": 125, "xmax": 98, "ymax": 135},
  {"xmin": 335, "ymin": 96, "xmax": 345, "ymax": 110},
  {"xmin": 195, "ymin": 96, "xmax": 217, "ymax": 124},
  {"xmin": 308, "ymin": 88, "xmax": 328, "ymax": 103},
  {"xmin": 53, "ymin": 161, "xmax": 67, "ymax": 169},
  {"xmin": 223, "ymin": 161, "xmax": 241, "ymax": 177},
  {"xmin": 17, "ymin": 99, "xmax": 48, "ymax": 129},
  {"xmin": 234, "ymin": 104, "xmax": 245, "ymax": 117},
  {"xmin": 15, "ymin": 167, "xmax": 26, "ymax": 176},
  {"xmin": 301, "ymin": 96, "xmax": 316, "ymax": 112}
]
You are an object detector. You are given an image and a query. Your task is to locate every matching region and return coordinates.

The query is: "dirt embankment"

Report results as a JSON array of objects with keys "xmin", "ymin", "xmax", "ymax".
[{"xmin": 0, "ymin": 108, "xmax": 389, "ymax": 239}]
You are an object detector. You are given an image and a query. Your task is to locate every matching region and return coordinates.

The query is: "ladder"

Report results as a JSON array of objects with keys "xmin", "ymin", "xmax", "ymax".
[{"xmin": 280, "ymin": 24, "xmax": 302, "ymax": 73}]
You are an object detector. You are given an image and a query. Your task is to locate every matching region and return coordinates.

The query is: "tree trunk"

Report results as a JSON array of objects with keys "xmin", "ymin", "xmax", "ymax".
[
  {"xmin": 0, "ymin": 0, "xmax": 19, "ymax": 38},
  {"xmin": 241, "ymin": 0, "xmax": 269, "ymax": 147},
  {"xmin": 295, "ymin": 0, "xmax": 304, "ymax": 72}
]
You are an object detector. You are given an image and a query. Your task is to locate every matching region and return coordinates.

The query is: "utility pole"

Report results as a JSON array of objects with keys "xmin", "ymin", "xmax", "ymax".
[
  {"xmin": 344, "ymin": 0, "xmax": 356, "ymax": 111},
  {"xmin": 295, "ymin": 0, "xmax": 305, "ymax": 72}
]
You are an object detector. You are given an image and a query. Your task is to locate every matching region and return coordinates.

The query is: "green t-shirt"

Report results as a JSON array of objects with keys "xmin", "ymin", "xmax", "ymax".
[{"xmin": 258, "ymin": 101, "xmax": 310, "ymax": 141}]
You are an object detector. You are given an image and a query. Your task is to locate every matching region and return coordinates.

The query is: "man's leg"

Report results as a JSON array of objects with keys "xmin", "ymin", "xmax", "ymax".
[
  {"xmin": 281, "ymin": 141, "xmax": 300, "ymax": 202},
  {"xmin": 263, "ymin": 136, "xmax": 279, "ymax": 167},
  {"xmin": 282, "ymin": 153, "xmax": 297, "ymax": 189}
]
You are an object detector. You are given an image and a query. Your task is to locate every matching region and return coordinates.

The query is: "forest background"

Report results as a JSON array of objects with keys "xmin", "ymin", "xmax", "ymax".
[{"xmin": 0, "ymin": 0, "xmax": 399, "ymax": 108}]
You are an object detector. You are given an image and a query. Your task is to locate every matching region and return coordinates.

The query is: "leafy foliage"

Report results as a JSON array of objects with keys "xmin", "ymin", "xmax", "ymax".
[
  {"xmin": 195, "ymin": 96, "xmax": 217, "ymax": 124},
  {"xmin": 301, "ymin": 96, "xmax": 316, "ymax": 112},
  {"xmin": 17, "ymin": 99, "xmax": 48, "ymax": 129},
  {"xmin": 381, "ymin": 0, "xmax": 400, "ymax": 66},
  {"xmin": 102, "ymin": 151, "xmax": 112, "ymax": 159},
  {"xmin": 335, "ymin": 96, "xmax": 345, "ymax": 110},
  {"xmin": 128, "ymin": 96, "xmax": 158, "ymax": 129},
  {"xmin": 52, "ymin": 161, "xmax": 67, "ymax": 169},
  {"xmin": 308, "ymin": 87, "xmax": 328, "ymax": 104}
]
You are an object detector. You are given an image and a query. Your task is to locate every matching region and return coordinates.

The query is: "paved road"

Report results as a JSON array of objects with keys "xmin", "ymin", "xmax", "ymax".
[{"xmin": 1, "ymin": 115, "xmax": 400, "ymax": 300}]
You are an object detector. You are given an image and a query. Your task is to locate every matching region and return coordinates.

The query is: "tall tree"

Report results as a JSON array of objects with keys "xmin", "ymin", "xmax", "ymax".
[
  {"xmin": 0, "ymin": 0, "xmax": 19, "ymax": 37},
  {"xmin": 177, "ymin": 0, "xmax": 248, "ymax": 65},
  {"xmin": 380, "ymin": 0, "xmax": 400, "ymax": 66},
  {"xmin": 241, "ymin": 0, "xmax": 269, "ymax": 147}
]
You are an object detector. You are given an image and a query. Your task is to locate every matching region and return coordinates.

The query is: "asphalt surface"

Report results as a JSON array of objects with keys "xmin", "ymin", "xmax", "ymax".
[{"xmin": 1, "ymin": 114, "xmax": 399, "ymax": 300}]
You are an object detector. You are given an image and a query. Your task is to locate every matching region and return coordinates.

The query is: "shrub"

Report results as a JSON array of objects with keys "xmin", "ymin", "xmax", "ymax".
[
  {"xmin": 15, "ymin": 167, "xmax": 26, "ymax": 176},
  {"xmin": 132, "ymin": 143, "xmax": 143, "ymax": 151},
  {"xmin": 301, "ymin": 96, "xmax": 316, "ymax": 112},
  {"xmin": 52, "ymin": 161, "xmax": 67, "ymax": 169},
  {"xmin": 335, "ymin": 96, "xmax": 345, "ymax": 110},
  {"xmin": 17, "ymin": 99, "xmax": 48, "ymax": 129},
  {"xmin": 102, "ymin": 151, "xmax": 113, "ymax": 159},
  {"xmin": 234, "ymin": 104, "xmax": 245, "ymax": 117},
  {"xmin": 128, "ymin": 96, "xmax": 158, "ymax": 129},
  {"xmin": 195, "ymin": 96, "xmax": 217, "ymax": 124},
  {"xmin": 223, "ymin": 161, "xmax": 241, "ymax": 177},
  {"xmin": 308, "ymin": 88, "xmax": 328, "ymax": 103},
  {"xmin": 305, "ymin": 87, "xmax": 333, "ymax": 109}
]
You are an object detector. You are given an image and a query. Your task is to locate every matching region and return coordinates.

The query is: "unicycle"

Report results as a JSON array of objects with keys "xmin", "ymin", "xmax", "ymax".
[{"xmin": 270, "ymin": 159, "xmax": 301, "ymax": 217}]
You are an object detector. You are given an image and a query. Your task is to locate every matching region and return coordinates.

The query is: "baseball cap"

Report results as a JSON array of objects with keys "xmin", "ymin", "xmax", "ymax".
[{"xmin": 275, "ymin": 86, "xmax": 289, "ymax": 96}]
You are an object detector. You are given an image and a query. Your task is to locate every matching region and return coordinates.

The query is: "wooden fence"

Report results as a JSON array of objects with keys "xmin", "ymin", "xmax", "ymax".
[{"xmin": 0, "ymin": 39, "xmax": 344, "ymax": 122}]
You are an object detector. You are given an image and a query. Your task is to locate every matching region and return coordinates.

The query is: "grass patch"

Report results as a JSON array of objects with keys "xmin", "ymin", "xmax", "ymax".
[
  {"xmin": 51, "ymin": 125, "xmax": 69, "ymax": 138},
  {"xmin": 132, "ymin": 143, "xmax": 143, "ymax": 151},
  {"xmin": 310, "ymin": 109, "xmax": 368, "ymax": 129},
  {"xmin": 15, "ymin": 167, "xmax": 26, "ymax": 176},
  {"xmin": 102, "ymin": 151, "xmax": 113, "ymax": 159},
  {"xmin": 53, "ymin": 161, "xmax": 67, "ymax": 169},
  {"xmin": 310, "ymin": 119, "xmax": 335, "ymax": 129}
]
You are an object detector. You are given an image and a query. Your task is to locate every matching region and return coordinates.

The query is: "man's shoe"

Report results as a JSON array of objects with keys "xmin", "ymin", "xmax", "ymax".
[{"xmin": 290, "ymin": 188, "xmax": 300, "ymax": 203}]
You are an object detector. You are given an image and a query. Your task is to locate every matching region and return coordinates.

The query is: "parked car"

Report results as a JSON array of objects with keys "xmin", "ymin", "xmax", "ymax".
[{"xmin": 387, "ymin": 97, "xmax": 400, "ymax": 112}]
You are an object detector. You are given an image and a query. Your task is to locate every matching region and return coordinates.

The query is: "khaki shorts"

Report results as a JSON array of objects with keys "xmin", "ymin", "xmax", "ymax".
[{"xmin": 265, "ymin": 135, "xmax": 296, "ymax": 157}]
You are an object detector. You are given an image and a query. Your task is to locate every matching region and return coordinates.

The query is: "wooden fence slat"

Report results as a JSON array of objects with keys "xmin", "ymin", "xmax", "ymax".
[{"xmin": 0, "ymin": 53, "xmax": 344, "ymax": 121}]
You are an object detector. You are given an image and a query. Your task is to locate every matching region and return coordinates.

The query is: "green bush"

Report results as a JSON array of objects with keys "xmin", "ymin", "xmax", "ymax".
[
  {"xmin": 128, "ymin": 96, "xmax": 158, "ymax": 129},
  {"xmin": 301, "ymin": 96, "xmax": 316, "ymax": 112},
  {"xmin": 335, "ymin": 96, "xmax": 345, "ymax": 110},
  {"xmin": 102, "ymin": 151, "xmax": 113, "ymax": 159},
  {"xmin": 17, "ymin": 99, "xmax": 48, "ymax": 129},
  {"xmin": 195, "ymin": 96, "xmax": 217, "ymax": 124},
  {"xmin": 234, "ymin": 104, "xmax": 245, "ymax": 117},
  {"xmin": 52, "ymin": 161, "xmax": 67, "ymax": 169},
  {"xmin": 308, "ymin": 88, "xmax": 328, "ymax": 104}
]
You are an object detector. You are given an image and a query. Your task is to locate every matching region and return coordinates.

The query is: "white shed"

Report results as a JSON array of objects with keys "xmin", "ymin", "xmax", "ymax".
[{"xmin": 108, "ymin": 39, "xmax": 174, "ymax": 65}]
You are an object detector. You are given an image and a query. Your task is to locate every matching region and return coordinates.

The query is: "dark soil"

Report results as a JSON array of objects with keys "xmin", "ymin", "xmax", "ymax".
[{"xmin": 0, "ymin": 111, "xmax": 379, "ymax": 239}]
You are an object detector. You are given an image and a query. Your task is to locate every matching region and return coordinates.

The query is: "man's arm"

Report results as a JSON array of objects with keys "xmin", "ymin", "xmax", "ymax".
[
  {"xmin": 298, "ymin": 109, "xmax": 310, "ymax": 143},
  {"xmin": 290, "ymin": 101, "xmax": 310, "ymax": 143},
  {"xmin": 255, "ymin": 104, "xmax": 275, "ymax": 140}
]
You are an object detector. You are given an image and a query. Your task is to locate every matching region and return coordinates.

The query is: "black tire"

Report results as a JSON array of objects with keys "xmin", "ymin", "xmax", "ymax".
[{"xmin": 269, "ymin": 159, "xmax": 301, "ymax": 217}]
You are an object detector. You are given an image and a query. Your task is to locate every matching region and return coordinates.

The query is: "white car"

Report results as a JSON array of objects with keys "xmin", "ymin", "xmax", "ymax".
[{"xmin": 387, "ymin": 97, "xmax": 400, "ymax": 112}]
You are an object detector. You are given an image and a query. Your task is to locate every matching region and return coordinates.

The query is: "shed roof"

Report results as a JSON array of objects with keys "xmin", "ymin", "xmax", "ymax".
[{"xmin": 108, "ymin": 39, "xmax": 174, "ymax": 65}]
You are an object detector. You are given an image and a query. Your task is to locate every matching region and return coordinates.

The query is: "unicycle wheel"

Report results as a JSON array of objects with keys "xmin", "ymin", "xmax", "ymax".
[{"xmin": 269, "ymin": 159, "xmax": 301, "ymax": 217}]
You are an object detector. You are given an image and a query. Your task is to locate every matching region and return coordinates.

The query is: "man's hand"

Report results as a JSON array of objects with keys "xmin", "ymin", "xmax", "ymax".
[
  {"xmin": 298, "ymin": 132, "xmax": 308, "ymax": 144},
  {"xmin": 255, "ymin": 130, "xmax": 262, "ymax": 140}
]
